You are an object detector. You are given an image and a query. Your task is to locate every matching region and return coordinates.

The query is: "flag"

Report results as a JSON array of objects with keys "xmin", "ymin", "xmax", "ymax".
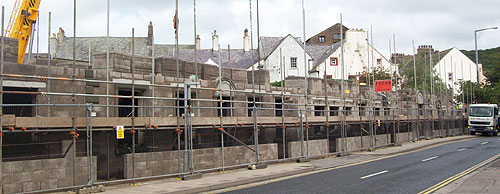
[{"xmin": 173, "ymin": 12, "xmax": 178, "ymax": 37}]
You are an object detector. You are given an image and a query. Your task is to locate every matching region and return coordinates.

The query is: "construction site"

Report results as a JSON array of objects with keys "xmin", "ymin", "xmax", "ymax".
[{"xmin": 0, "ymin": 1, "xmax": 469, "ymax": 194}]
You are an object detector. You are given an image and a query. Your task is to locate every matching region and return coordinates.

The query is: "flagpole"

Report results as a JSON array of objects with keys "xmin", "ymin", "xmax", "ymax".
[{"xmin": 194, "ymin": 0, "xmax": 198, "ymax": 80}]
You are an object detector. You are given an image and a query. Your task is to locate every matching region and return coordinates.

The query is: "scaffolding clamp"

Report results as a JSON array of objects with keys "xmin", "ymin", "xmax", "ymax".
[{"xmin": 70, "ymin": 131, "xmax": 79, "ymax": 138}]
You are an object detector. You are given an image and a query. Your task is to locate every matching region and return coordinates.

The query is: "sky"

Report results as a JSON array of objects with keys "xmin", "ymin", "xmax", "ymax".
[{"xmin": 1, "ymin": 0, "xmax": 500, "ymax": 59}]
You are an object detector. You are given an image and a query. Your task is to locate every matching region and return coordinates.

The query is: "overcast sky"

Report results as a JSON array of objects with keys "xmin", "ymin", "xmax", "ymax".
[{"xmin": 1, "ymin": 0, "xmax": 500, "ymax": 58}]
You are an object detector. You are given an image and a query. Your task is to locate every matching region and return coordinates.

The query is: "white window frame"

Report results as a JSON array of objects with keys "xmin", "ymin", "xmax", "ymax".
[{"xmin": 290, "ymin": 57, "xmax": 297, "ymax": 68}]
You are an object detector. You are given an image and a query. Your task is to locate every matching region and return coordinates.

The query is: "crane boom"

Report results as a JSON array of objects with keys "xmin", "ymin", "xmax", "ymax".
[{"xmin": 5, "ymin": 0, "xmax": 41, "ymax": 64}]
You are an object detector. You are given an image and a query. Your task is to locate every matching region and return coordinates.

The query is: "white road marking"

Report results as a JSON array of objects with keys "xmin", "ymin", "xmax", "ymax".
[
  {"xmin": 481, "ymin": 142, "xmax": 489, "ymax": 145},
  {"xmin": 421, "ymin": 156, "xmax": 439, "ymax": 162},
  {"xmin": 360, "ymin": 170, "xmax": 389, "ymax": 179},
  {"xmin": 457, "ymin": 148, "xmax": 466, "ymax": 152}
]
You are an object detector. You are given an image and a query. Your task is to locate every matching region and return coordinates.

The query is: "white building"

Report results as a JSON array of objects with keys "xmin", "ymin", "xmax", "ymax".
[
  {"xmin": 249, "ymin": 35, "xmax": 315, "ymax": 83},
  {"xmin": 309, "ymin": 29, "xmax": 397, "ymax": 80},
  {"xmin": 432, "ymin": 47, "xmax": 480, "ymax": 94}
]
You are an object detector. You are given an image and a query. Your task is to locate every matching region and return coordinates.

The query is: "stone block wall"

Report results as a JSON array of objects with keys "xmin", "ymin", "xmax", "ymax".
[
  {"xmin": 287, "ymin": 139, "xmax": 328, "ymax": 158},
  {"xmin": 124, "ymin": 143, "xmax": 278, "ymax": 179},
  {"xmin": 1, "ymin": 157, "xmax": 97, "ymax": 194}
]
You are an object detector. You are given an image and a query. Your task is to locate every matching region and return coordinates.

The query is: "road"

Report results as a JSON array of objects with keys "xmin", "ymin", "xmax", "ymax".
[{"xmin": 224, "ymin": 136, "xmax": 500, "ymax": 194}]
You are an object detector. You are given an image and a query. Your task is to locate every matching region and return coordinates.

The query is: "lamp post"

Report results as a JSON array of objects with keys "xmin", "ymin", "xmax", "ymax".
[{"xmin": 473, "ymin": 27, "xmax": 498, "ymax": 102}]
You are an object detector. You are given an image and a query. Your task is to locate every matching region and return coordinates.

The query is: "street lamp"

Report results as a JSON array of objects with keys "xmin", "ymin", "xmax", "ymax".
[{"xmin": 473, "ymin": 26, "xmax": 498, "ymax": 102}]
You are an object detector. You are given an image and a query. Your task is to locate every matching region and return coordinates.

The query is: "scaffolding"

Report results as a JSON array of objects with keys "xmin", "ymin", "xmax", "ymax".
[{"xmin": 0, "ymin": 4, "xmax": 469, "ymax": 194}]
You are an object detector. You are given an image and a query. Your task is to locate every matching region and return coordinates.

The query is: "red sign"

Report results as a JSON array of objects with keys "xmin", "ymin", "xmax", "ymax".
[{"xmin": 375, "ymin": 80, "xmax": 392, "ymax": 92}]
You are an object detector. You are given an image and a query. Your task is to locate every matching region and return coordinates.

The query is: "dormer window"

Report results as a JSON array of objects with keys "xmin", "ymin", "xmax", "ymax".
[
  {"xmin": 318, "ymin": 36, "xmax": 325, "ymax": 43},
  {"xmin": 333, "ymin": 33, "xmax": 341, "ymax": 40}
]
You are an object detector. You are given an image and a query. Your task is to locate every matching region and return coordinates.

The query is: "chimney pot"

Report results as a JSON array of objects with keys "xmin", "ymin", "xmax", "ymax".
[
  {"xmin": 243, "ymin": 28, "xmax": 250, "ymax": 52},
  {"xmin": 196, "ymin": 34, "xmax": 201, "ymax": 50},
  {"xmin": 212, "ymin": 30, "xmax": 219, "ymax": 51}
]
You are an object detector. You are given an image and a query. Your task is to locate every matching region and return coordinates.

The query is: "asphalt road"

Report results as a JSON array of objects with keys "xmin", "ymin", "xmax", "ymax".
[{"xmin": 224, "ymin": 136, "xmax": 500, "ymax": 194}]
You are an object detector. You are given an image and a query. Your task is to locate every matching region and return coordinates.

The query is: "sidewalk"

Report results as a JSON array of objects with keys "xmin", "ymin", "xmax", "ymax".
[
  {"xmin": 88, "ymin": 135, "xmax": 475, "ymax": 194},
  {"xmin": 436, "ymin": 154, "xmax": 500, "ymax": 194}
]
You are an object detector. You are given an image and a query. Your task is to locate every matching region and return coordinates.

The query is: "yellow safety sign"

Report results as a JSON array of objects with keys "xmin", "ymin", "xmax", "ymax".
[
  {"xmin": 345, "ymin": 90, "xmax": 350, "ymax": 94},
  {"xmin": 116, "ymin": 126, "xmax": 125, "ymax": 139}
]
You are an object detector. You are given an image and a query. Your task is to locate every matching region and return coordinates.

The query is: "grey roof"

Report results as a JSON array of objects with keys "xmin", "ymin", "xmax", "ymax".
[
  {"xmin": 259, "ymin": 37, "xmax": 284, "ymax": 58},
  {"xmin": 164, "ymin": 49, "xmax": 259, "ymax": 69},
  {"xmin": 306, "ymin": 44, "xmax": 333, "ymax": 61},
  {"xmin": 399, "ymin": 48, "xmax": 453, "ymax": 70},
  {"xmin": 259, "ymin": 35, "xmax": 303, "ymax": 59},
  {"xmin": 310, "ymin": 41, "xmax": 344, "ymax": 71}
]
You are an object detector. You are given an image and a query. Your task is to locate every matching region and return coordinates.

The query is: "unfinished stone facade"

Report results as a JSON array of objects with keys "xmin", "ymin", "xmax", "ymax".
[{"xmin": 0, "ymin": 36, "xmax": 467, "ymax": 194}]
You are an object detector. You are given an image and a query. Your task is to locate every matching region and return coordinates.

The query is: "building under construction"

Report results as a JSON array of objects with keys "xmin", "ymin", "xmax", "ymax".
[{"xmin": 0, "ymin": 23, "xmax": 468, "ymax": 194}]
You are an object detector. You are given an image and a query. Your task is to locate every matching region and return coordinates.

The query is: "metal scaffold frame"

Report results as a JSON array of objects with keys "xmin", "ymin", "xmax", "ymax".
[{"xmin": 0, "ymin": 3, "xmax": 469, "ymax": 194}]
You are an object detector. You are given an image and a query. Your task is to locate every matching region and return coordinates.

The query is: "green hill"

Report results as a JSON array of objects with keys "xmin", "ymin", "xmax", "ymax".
[{"xmin": 461, "ymin": 47, "xmax": 500, "ymax": 83}]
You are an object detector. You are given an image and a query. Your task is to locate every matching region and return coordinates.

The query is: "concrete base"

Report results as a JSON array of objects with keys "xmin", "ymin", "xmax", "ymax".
[
  {"xmin": 296, "ymin": 157, "xmax": 311, "ymax": 163},
  {"xmin": 337, "ymin": 152, "xmax": 350, "ymax": 157},
  {"xmin": 393, "ymin": 142, "xmax": 403, "ymax": 147},
  {"xmin": 248, "ymin": 162, "xmax": 268, "ymax": 170},
  {"xmin": 181, "ymin": 173, "xmax": 202, "ymax": 181}
]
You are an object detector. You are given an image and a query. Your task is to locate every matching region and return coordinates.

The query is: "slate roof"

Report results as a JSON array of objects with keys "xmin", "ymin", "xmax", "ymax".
[
  {"xmin": 310, "ymin": 41, "xmax": 344, "ymax": 71},
  {"xmin": 306, "ymin": 44, "xmax": 335, "ymax": 62},
  {"xmin": 164, "ymin": 49, "xmax": 259, "ymax": 69},
  {"xmin": 259, "ymin": 35, "xmax": 304, "ymax": 59},
  {"xmin": 398, "ymin": 48, "xmax": 453, "ymax": 71}
]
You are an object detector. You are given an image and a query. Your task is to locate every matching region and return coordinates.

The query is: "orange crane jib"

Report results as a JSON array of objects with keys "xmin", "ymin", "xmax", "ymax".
[{"xmin": 6, "ymin": 0, "xmax": 41, "ymax": 64}]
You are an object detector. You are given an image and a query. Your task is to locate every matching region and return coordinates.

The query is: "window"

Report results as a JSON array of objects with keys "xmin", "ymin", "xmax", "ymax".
[
  {"xmin": 290, "ymin": 57, "xmax": 297, "ymax": 68},
  {"xmin": 333, "ymin": 33, "xmax": 341, "ymax": 40},
  {"xmin": 377, "ymin": 59, "xmax": 382, "ymax": 65},
  {"xmin": 448, "ymin": 72, "xmax": 453, "ymax": 82},
  {"xmin": 318, "ymin": 36, "xmax": 325, "ymax": 43},
  {"xmin": 275, "ymin": 98, "xmax": 283, "ymax": 117},
  {"xmin": 248, "ymin": 96, "xmax": 262, "ymax": 117},
  {"xmin": 330, "ymin": 57, "xmax": 338, "ymax": 66},
  {"xmin": 314, "ymin": 106, "xmax": 325, "ymax": 116},
  {"xmin": 330, "ymin": 106, "xmax": 339, "ymax": 116},
  {"xmin": 345, "ymin": 107, "xmax": 352, "ymax": 116}
]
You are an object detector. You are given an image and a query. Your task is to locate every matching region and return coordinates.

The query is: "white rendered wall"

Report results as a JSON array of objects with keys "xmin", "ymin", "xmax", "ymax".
[
  {"xmin": 314, "ymin": 30, "xmax": 397, "ymax": 80},
  {"xmin": 433, "ymin": 48, "xmax": 478, "ymax": 94},
  {"xmin": 251, "ymin": 35, "xmax": 313, "ymax": 83}
]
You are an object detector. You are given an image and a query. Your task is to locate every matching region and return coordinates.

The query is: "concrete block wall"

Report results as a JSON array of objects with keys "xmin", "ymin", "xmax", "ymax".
[
  {"xmin": 0, "ymin": 37, "xmax": 19, "ymax": 63},
  {"xmin": 124, "ymin": 143, "xmax": 278, "ymax": 179},
  {"xmin": 336, "ymin": 134, "xmax": 392, "ymax": 152},
  {"xmin": 1, "ymin": 157, "xmax": 97, "ymax": 194},
  {"xmin": 396, "ymin": 132, "xmax": 413, "ymax": 143},
  {"xmin": 287, "ymin": 139, "xmax": 328, "ymax": 158}
]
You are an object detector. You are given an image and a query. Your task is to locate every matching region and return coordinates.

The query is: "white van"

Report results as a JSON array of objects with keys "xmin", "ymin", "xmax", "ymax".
[{"xmin": 469, "ymin": 104, "xmax": 499, "ymax": 135}]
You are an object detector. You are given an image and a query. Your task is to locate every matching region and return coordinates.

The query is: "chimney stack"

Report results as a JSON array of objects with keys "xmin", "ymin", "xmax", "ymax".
[
  {"xmin": 196, "ymin": 34, "xmax": 201, "ymax": 50},
  {"xmin": 243, "ymin": 29, "xmax": 250, "ymax": 52},
  {"xmin": 212, "ymin": 30, "xmax": 219, "ymax": 51},
  {"xmin": 147, "ymin": 21, "xmax": 153, "ymax": 46},
  {"xmin": 417, "ymin": 45, "xmax": 434, "ymax": 55}
]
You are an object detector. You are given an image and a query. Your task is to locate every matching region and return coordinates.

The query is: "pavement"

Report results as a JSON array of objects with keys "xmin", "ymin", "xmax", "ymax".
[
  {"xmin": 92, "ymin": 135, "xmax": 477, "ymax": 194},
  {"xmin": 436, "ymin": 151, "xmax": 500, "ymax": 194}
]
